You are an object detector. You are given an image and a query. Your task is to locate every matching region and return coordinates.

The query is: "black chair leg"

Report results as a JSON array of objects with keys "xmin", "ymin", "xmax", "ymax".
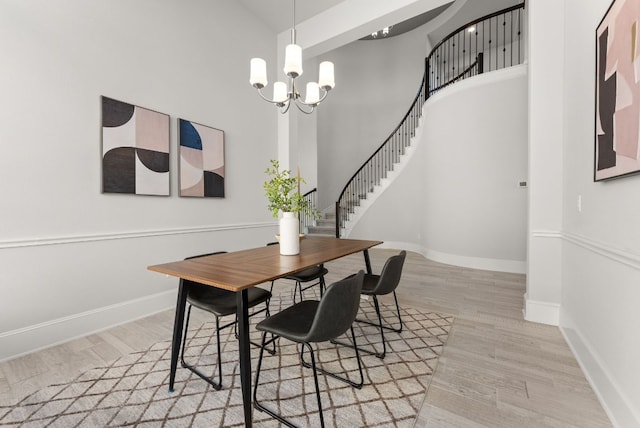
[
  {"xmin": 391, "ymin": 291, "xmax": 403, "ymax": 333},
  {"xmin": 180, "ymin": 305, "xmax": 223, "ymax": 390},
  {"xmin": 253, "ymin": 333, "xmax": 297, "ymax": 428},
  {"xmin": 296, "ymin": 280, "xmax": 303, "ymax": 303},
  {"xmin": 267, "ymin": 280, "xmax": 275, "ymax": 311},
  {"xmin": 319, "ymin": 275, "xmax": 326, "ymax": 297},
  {"xmin": 372, "ymin": 296, "xmax": 387, "ymax": 359},
  {"xmin": 182, "ymin": 300, "xmax": 275, "ymax": 391},
  {"xmin": 332, "ymin": 296, "xmax": 388, "ymax": 359},
  {"xmin": 233, "ymin": 302, "xmax": 276, "ymax": 355},
  {"xmin": 355, "ymin": 290, "xmax": 403, "ymax": 333},
  {"xmin": 254, "ymin": 335, "xmax": 332, "ymax": 428},
  {"xmin": 305, "ymin": 342, "xmax": 326, "ymax": 428},
  {"xmin": 300, "ymin": 326, "xmax": 364, "ymax": 388},
  {"xmin": 293, "ymin": 273, "xmax": 326, "ymax": 303}
]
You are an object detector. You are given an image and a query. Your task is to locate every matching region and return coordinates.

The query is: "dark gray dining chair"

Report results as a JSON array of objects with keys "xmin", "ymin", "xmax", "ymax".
[
  {"xmin": 333, "ymin": 250, "xmax": 406, "ymax": 359},
  {"xmin": 358, "ymin": 250, "xmax": 406, "ymax": 359},
  {"xmin": 266, "ymin": 241, "xmax": 328, "ymax": 302},
  {"xmin": 179, "ymin": 252, "xmax": 273, "ymax": 390},
  {"xmin": 253, "ymin": 270, "xmax": 365, "ymax": 428}
]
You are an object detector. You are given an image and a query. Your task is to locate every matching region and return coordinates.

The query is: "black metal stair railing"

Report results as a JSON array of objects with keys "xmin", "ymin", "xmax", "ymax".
[
  {"xmin": 335, "ymin": 80, "xmax": 426, "ymax": 237},
  {"xmin": 300, "ymin": 188, "xmax": 317, "ymax": 234},
  {"xmin": 334, "ymin": 2, "xmax": 525, "ymax": 238},
  {"xmin": 426, "ymin": 2, "xmax": 525, "ymax": 98}
]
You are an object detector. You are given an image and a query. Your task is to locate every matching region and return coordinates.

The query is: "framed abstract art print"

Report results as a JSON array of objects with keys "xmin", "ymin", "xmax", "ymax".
[
  {"xmin": 595, "ymin": 0, "xmax": 640, "ymax": 181},
  {"xmin": 179, "ymin": 119, "xmax": 225, "ymax": 197},
  {"xmin": 101, "ymin": 96, "xmax": 170, "ymax": 195}
]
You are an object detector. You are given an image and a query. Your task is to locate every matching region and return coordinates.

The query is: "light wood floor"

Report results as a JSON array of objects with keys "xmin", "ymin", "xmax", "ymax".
[{"xmin": 0, "ymin": 249, "xmax": 612, "ymax": 427}]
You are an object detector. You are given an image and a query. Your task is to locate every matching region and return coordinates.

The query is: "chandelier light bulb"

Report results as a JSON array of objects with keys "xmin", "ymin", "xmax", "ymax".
[
  {"xmin": 273, "ymin": 82, "xmax": 288, "ymax": 103},
  {"xmin": 249, "ymin": 58, "xmax": 267, "ymax": 88},
  {"xmin": 305, "ymin": 82, "xmax": 320, "ymax": 105},
  {"xmin": 284, "ymin": 44, "xmax": 303, "ymax": 78},
  {"xmin": 318, "ymin": 61, "xmax": 335, "ymax": 90}
]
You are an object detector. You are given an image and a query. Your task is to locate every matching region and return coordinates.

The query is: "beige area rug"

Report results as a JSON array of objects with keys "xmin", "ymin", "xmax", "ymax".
[{"xmin": 0, "ymin": 290, "xmax": 452, "ymax": 427}]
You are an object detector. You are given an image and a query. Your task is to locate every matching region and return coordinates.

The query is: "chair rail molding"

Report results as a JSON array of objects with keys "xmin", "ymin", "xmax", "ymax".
[
  {"xmin": 563, "ymin": 231, "xmax": 640, "ymax": 271},
  {"xmin": 532, "ymin": 229, "xmax": 640, "ymax": 270},
  {"xmin": 0, "ymin": 222, "xmax": 277, "ymax": 249}
]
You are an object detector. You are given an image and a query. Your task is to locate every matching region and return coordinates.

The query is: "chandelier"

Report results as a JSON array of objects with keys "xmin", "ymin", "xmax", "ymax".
[{"xmin": 249, "ymin": 0, "xmax": 335, "ymax": 114}]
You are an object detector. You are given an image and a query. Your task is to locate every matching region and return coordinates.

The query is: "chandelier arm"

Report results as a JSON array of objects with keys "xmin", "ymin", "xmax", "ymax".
[
  {"xmin": 280, "ymin": 101, "xmax": 292, "ymax": 114},
  {"xmin": 293, "ymin": 98, "xmax": 315, "ymax": 114}
]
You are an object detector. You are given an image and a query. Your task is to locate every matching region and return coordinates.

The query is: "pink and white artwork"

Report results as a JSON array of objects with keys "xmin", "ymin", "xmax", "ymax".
[
  {"xmin": 179, "ymin": 119, "xmax": 225, "ymax": 197},
  {"xmin": 596, "ymin": 0, "xmax": 640, "ymax": 180}
]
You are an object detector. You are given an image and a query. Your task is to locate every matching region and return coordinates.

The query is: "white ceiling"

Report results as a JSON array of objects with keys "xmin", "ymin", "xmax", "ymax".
[
  {"xmin": 238, "ymin": 0, "xmax": 346, "ymax": 33},
  {"xmin": 238, "ymin": 0, "xmax": 524, "ymax": 46}
]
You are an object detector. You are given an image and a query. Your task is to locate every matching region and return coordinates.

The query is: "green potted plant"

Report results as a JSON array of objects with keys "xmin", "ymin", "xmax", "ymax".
[
  {"xmin": 264, "ymin": 159, "xmax": 319, "ymax": 255},
  {"xmin": 263, "ymin": 160, "xmax": 310, "ymax": 217}
]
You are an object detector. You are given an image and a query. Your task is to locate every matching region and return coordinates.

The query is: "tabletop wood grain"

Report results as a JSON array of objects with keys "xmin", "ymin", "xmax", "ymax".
[{"xmin": 147, "ymin": 237, "xmax": 382, "ymax": 292}]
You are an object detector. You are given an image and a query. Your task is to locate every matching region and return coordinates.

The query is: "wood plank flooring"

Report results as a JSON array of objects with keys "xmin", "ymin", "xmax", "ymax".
[{"xmin": 0, "ymin": 249, "xmax": 612, "ymax": 427}]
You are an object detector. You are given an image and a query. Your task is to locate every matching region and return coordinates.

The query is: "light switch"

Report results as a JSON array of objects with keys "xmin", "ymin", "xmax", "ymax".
[{"xmin": 577, "ymin": 195, "xmax": 582, "ymax": 212}]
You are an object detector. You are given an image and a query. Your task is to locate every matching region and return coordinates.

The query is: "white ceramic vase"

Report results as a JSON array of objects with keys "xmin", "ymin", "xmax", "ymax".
[{"xmin": 279, "ymin": 212, "xmax": 300, "ymax": 255}]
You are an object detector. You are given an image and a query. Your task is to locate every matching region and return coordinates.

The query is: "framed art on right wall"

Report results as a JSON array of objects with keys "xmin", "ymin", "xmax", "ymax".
[{"xmin": 595, "ymin": 0, "xmax": 640, "ymax": 181}]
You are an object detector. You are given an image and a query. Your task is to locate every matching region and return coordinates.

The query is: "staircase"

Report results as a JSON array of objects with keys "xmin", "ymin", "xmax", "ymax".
[
  {"xmin": 306, "ymin": 211, "xmax": 336, "ymax": 237},
  {"xmin": 340, "ymin": 134, "xmax": 420, "ymax": 238},
  {"xmin": 335, "ymin": 80, "xmax": 426, "ymax": 238},
  {"xmin": 334, "ymin": 2, "xmax": 526, "ymax": 238}
]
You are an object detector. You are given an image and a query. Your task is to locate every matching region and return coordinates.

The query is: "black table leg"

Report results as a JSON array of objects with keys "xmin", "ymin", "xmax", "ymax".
[
  {"xmin": 363, "ymin": 249, "xmax": 373, "ymax": 274},
  {"xmin": 237, "ymin": 289, "xmax": 253, "ymax": 427},
  {"xmin": 169, "ymin": 281, "xmax": 188, "ymax": 392}
]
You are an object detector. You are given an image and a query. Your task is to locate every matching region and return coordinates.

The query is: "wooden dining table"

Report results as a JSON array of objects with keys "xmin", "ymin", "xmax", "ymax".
[{"xmin": 147, "ymin": 236, "xmax": 382, "ymax": 427}]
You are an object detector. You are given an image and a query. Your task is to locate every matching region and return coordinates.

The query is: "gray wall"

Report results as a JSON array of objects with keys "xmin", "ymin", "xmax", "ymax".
[{"xmin": 0, "ymin": 0, "xmax": 279, "ymax": 360}]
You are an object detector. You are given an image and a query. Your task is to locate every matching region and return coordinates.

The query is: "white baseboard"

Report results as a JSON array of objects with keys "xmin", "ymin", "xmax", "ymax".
[
  {"xmin": 523, "ymin": 293, "xmax": 560, "ymax": 325},
  {"xmin": 0, "ymin": 290, "xmax": 177, "ymax": 362},
  {"xmin": 560, "ymin": 314, "xmax": 640, "ymax": 428},
  {"xmin": 423, "ymin": 247, "xmax": 526, "ymax": 274},
  {"xmin": 374, "ymin": 242, "xmax": 526, "ymax": 274}
]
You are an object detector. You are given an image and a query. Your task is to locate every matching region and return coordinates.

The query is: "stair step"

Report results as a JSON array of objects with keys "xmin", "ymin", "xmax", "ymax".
[{"xmin": 307, "ymin": 224, "xmax": 334, "ymax": 236}]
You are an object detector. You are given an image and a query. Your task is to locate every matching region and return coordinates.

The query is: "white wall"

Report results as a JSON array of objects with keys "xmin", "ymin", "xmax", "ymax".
[
  {"xmin": 0, "ymin": 0, "xmax": 279, "ymax": 360},
  {"xmin": 525, "ymin": 0, "xmax": 565, "ymax": 326},
  {"xmin": 348, "ymin": 66, "xmax": 528, "ymax": 273},
  {"xmin": 559, "ymin": 0, "xmax": 640, "ymax": 426},
  {"xmin": 422, "ymin": 66, "xmax": 528, "ymax": 271},
  {"xmin": 3, "ymin": 2, "xmax": 638, "ymax": 425}
]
